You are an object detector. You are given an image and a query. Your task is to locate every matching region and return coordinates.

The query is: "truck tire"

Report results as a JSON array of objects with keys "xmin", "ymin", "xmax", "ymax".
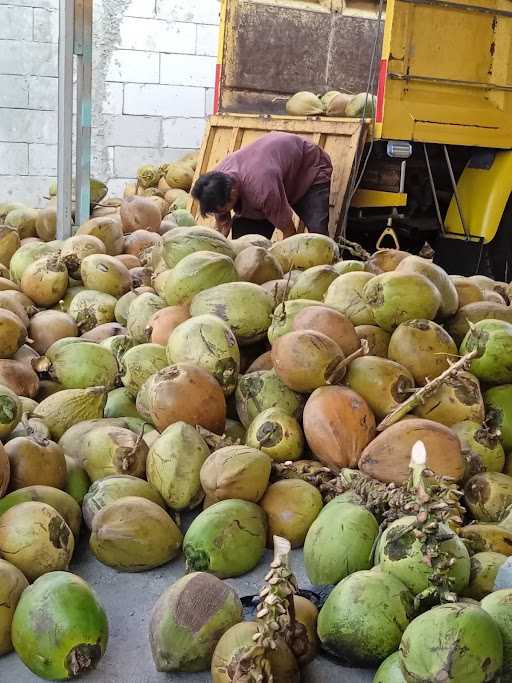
[{"xmin": 486, "ymin": 195, "xmax": 512, "ymax": 282}]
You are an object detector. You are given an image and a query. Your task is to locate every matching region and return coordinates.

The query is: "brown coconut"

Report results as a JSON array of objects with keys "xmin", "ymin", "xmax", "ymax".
[
  {"xmin": 292, "ymin": 305, "xmax": 360, "ymax": 356},
  {"xmin": 0, "ymin": 360, "xmax": 39, "ymax": 398},
  {"xmin": 234, "ymin": 246, "xmax": 283, "ymax": 285},
  {"xmin": 387, "ymin": 319, "xmax": 458, "ymax": 385},
  {"xmin": 0, "ymin": 444, "xmax": 9, "ymax": 497},
  {"xmin": 81, "ymin": 322, "xmax": 128, "ymax": 343},
  {"xmin": 136, "ymin": 364, "xmax": 226, "ymax": 434},
  {"xmin": 0, "ymin": 310, "xmax": 27, "ymax": 359},
  {"xmin": 365, "ymin": 249, "xmax": 410, "ymax": 274},
  {"xmin": 5, "ymin": 435, "xmax": 67, "ymax": 490},
  {"xmin": 130, "ymin": 266, "xmax": 153, "ymax": 288},
  {"xmin": 124, "ymin": 229, "xmax": 161, "ymax": 258},
  {"xmin": 29, "ymin": 310, "xmax": 78, "ymax": 355},
  {"xmin": 0, "ymin": 292, "xmax": 30, "ymax": 328},
  {"xmin": 450, "ymin": 276, "xmax": 484, "ymax": 308},
  {"xmin": 35, "ymin": 207, "xmax": 57, "ymax": 242},
  {"xmin": 80, "ymin": 254, "xmax": 131, "ymax": 298},
  {"xmin": 120, "ymin": 196, "xmax": 161, "ymax": 234},
  {"xmin": 271, "ymin": 330, "xmax": 344, "ymax": 393},
  {"xmin": 246, "ymin": 351, "xmax": 273, "ymax": 373},
  {"xmin": 303, "ymin": 385, "xmax": 376, "ymax": 470},
  {"xmin": 116, "ymin": 254, "xmax": 141, "ymax": 269},
  {"xmin": 76, "ymin": 216, "xmax": 125, "ymax": 256},
  {"xmin": 0, "ymin": 226, "xmax": 20, "ymax": 267},
  {"xmin": 147, "ymin": 305, "xmax": 190, "ymax": 345},
  {"xmin": 13, "ymin": 344, "xmax": 39, "ymax": 367},
  {"xmin": 355, "ymin": 325, "xmax": 391, "ymax": 358},
  {"xmin": 0, "ymin": 278, "xmax": 20, "ymax": 292},
  {"xmin": 359, "ymin": 418, "xmax": 465, "ymax": 484}
]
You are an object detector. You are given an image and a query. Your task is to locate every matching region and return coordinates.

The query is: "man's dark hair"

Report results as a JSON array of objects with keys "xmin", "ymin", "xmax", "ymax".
[{"xmin": 191, "ymin": 171, "xmax": 233, "ymax": 216}]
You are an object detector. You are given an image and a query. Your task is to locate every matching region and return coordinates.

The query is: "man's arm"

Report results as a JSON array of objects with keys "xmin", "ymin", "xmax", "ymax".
[{"xmin": 214, "ymin": 212, "xmax": 232, "ymax": 237}]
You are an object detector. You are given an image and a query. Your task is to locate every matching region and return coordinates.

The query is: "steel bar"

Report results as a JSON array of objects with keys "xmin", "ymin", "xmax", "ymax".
[{"xmin": 75, "ymin": 0, "xmax": 93, "ymax": 226}]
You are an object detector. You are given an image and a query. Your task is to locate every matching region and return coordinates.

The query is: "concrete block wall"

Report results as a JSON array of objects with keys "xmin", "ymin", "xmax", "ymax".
[{"xmin": 0, "ymin": 0, "xmax": 220, "ymax": 206}]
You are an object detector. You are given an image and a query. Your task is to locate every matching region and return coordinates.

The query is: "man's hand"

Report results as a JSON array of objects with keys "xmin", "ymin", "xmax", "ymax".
[{"xmin": 215, "ymin": 213, "xmax": 232, "ymax": 237}]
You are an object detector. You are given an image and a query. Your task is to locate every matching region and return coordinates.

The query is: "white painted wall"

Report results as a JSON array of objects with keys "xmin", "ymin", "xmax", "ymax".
[{"xmin": 0, "ymin": 0, "xmax": 220, "ymax": 206}]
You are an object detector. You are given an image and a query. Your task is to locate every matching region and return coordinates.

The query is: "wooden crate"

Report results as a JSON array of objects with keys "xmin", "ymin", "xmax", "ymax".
[{"xmin": 189, "ymin": 114, "xmax": 367, "ymax": 238}]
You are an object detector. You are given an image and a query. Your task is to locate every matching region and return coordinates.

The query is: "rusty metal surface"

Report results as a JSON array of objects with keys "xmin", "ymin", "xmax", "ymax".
[{"xmin": 220, "ymin": 0, "xmax": 381, "ymax": 114}]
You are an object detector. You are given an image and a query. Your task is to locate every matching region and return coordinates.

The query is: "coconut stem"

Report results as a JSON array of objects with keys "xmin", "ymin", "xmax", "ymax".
[
  {"xmin": 232, "ymin": 536, "xmax": 302, "ymax": 683},
  {"xmin": 336, "ymin": 235, "xmax": 371, "ymax": 261},
  {"xmin": 327, "ymin": 339, "xmax": 369, "ymax": 385},
  {"xmin": 376, "ymin": 348, "xmax": 481, "ymax": 432}
]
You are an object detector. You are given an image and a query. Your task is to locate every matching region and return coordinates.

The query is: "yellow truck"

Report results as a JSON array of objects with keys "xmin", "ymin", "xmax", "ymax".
[{"xmin": 201, "ymin": 0, "xmax": 512, "ymax": 279}]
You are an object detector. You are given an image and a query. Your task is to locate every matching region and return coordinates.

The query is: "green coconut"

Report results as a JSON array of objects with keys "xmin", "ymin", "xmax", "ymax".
[
  {"xmin": 5, "ymin": 207, "xmax": 39, "ymax": 239},
  {"xmin": 0, "ymin": 226, "xmax": 20, "ymax": 268},
  {"xmin": 363, "ymin": 272, "xmax": 441, "ymax": 332},
  {"xmin": 68, "ymin": 289, "xmax": 117, "ymax": 332},
  {"xmin": 388, "ymin": 319, "xmax": 458, "ymax": 385},
  {"xmin": 60, "ymin": 234, "xmax": 107, "ymax": 279},
  {"xmin": 235, "ymin": 369, "xmax": 304, "ymax": 428},
  {"xmin": 0, "ymin": 383, "xmax": 21, "ymax": 439},
  {"xmin": 104, "ymin": 387, "xmax": 141, "ymax": 419},
  {"xmin": 137, "ymin": 164, "xmax": 160, "ymax": 189},
  {"xmin": 190, "ymin": 282, "xmax": 273, "ymax": 346},
  {"xmin": 484, "ymin": 385, "xmax": 512, "ymax": 451},
  {"xmin": 465, "ymin": 471, "xmax": 512, "ymax": 522},
  {"xmin": 245, "ymin": 407, "xmax": 304, "ymax": 462},
  {"xmin": 146, "ymin": 421, "xmax": 210, "ymax": 511},
  {"xmin": 150, "ymin": 572, "xmax": 243, "ymax": 672},
  {"xmin": 448, "ymin": 301, "xmax": 512, "ymax": 346},
  {"xmin": 200, "ymin": 445, "xmax": 271, "ymax": 505},
  {"xmin": 63, "ymin": 455, "xmax": 90, "ymax": 505},
  {"xmin": 211, "ymin": 621, "xmax": 299, "ymax": 683},
  {"xmin": 379, "ymin": 515, "xmax": 470, "ymax": 596},
  {"xmin": 304, "ymin": 499, "xmax": 379, "ymax": 585},
  {"xmin": 120, "ymin": 343, "xmax": 168, "ymax": 397},
  {"xmin": 167, "ymin": 314, "xmax": 240, "ymax": 396},
  {"xmin": 318, "ymin": 569, "xmax": 414, "ymax": 666},
  {"xmin": 286, "ymin": 91, "xmax": 324, "ymax": 116},
  {"xmin": 332, "ymin": 259, "xmax": 366, "ymax": 275},
  {"xmin": 170, "ymin": 209, "xmax": 195, "ymax": 226},
  {"xmin": 126, "ymin": 292, "xmax": 166, "ymax": 343},
  {"xmin": 100, "ymin": 334, "xmax": 134, "ymax": 362},
  {"xmin": 90, "ymin": 496, "xmax": 182, "ymax": 571},
  {"xmin": 11, "ymin": 571, "xmax": 108, "ymax": 680},
  {"xmin": 162, "ymin": 251, "xmax": 239, "ymax": 306},
  {"xmin": 399, "ymin": 603, "xmax": 503, "ymax": 682},
  {"xmin": 344, "ymin": 356, "xmax": 414, "ymax": 419},
  {"xmin": 395, "ymin": 254, "xmax": 459, "ymax": 318},
  {"xmin": 114, "ymin": 291, "xmax": 137, "ymax": 326},
  {"xmin": 260, "ymin": 479, "xmax": 323, "ymax": 548},
  {"xmin": 83, "ymin": 474, "xmax": 166, "ymax": 529},
  {"xmin": 162, "ymin": 227, "xmax": 235, "ymax": 269},
  {"xmin": 0, "ymin": 559, "xmax": 28, "ymax": 656},
  {"xmin": 267, "ymin": 299, "xmax": 324, "ymax": 344},
  {"xmin": 9, "ymin": 241, "xmax": 60, "ymax": 285},
  {"xmin": 76, "ymin": 425, "xmax": 148, "ymax": 482},
  {"xmin": 0, "ymin": 485, "xmax": 81, "ymax": 537},
  {"xmin": 76, "ymin": 216, "xmax": 124, "ymax": 256},
  {"xmin": 461, "ymin": 319, "xmax": 512, "ymax": 385},
  {"xmin": 452, "ymin": 420, "xmax": 505, "ymax": 474},
  {"xmin": 373, "ymin": 652, "xmax": 406, "ymax": 682},
  {"xmin": 33, "ymin": 386, "xmax": 107, "ymax": 440},
  {"xmin": 44, "ymin": 340, "xmax": 118, "ymax": 390},
  {"xmin": 269, "ymin": 233, "xmax": 339, "ymax": 271},
  {"xmin": 80, "ymin": 253, "xmax": 131, "ymax": 297},
  {"xmin": 324, "ymin": 271, "xmax": 376, "ymax": 325},
  {"xmin": 183, "ymin": 499, "xmax": 267, "ymax": 578},
  {"xmin": 345, "ymin": 92, "xmax": 377, "ymax": 117},
  {"xmin": 481, "ymin": 589, "xmax": 512, "ymax": 677},
  {"xmin": 462, "ymin": 552, "xmax": 508, "ymax": 600},
  {"xmin": 288, "ymin": 265, "xmax": 339, "ymax": 301},
  {"xmin": 0, "ymin": 501, "xmax": 74, "ymax": 581}
]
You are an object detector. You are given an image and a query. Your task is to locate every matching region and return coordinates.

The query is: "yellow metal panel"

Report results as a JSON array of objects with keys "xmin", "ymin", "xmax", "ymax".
[
  {"xmin": 352, "ymin": 190, "xmax": 408, "ymax": 207},
  {"xmin": 445, "ymin": 150, "xmax": 512, "ymax": 242},
  {"xmin": 380, "ymin": 0, "xmax": 512, "ymax": 147}
]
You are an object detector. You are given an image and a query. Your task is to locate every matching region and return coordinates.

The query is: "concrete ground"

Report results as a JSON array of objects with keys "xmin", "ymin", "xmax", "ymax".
[{"xmin": 2, "ymin": 535, "xmax": 376, "ymax": 683}]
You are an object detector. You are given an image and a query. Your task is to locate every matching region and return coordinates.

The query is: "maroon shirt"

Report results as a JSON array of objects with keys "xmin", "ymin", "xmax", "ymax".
[{"xmin": 215, "ymin": 132, "xmax": 332, "ymax": 228}]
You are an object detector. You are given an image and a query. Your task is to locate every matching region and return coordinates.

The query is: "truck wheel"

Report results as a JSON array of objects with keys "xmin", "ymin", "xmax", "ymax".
[{"xmin": 486, "ymin": 195, "xmax": 512, "ymax": 282}]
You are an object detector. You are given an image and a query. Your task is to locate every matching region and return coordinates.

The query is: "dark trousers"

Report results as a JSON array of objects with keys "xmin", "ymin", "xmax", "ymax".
[{"xmin": 231, "ymin": 182, "xmax": 330, "ymax": 239}]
